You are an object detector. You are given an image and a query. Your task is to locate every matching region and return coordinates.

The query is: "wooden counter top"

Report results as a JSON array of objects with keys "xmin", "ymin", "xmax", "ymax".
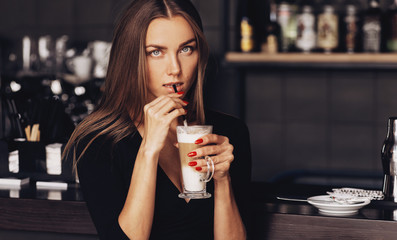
[
  {"xmin": 249, "ymin": 182, "xmax": 397, "ymax": 239},
  {"xmin": 2, "ymin": 181, "xmax": 397, "ymax": 239},
  {"xmin": 0, "ymin": 182, "xmax": 96, "ymax": 235}
]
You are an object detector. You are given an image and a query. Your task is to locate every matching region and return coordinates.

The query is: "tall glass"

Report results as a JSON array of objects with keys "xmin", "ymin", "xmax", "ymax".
[{"xmin": 177, "ymin": 125, "xmax": 214, "ymax": 199}]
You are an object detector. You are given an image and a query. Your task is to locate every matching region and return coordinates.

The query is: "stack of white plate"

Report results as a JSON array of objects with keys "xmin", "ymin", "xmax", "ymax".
[
  {"xmin": 45, "ymin": 143, "xmax": 62, "ymax": 175},
  {"xmin": 8, "ymin": 150, "xmax": 19, "ymax": 173}
]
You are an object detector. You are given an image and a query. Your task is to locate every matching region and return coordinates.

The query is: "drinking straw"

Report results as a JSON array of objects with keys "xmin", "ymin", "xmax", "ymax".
[
  {"xmin": 172, "ymin": 84, "xmax": 178, "ymax": 93},
  {"xmin": 172, "ymin": 84, "xmax": 188, "ymax": 127}
]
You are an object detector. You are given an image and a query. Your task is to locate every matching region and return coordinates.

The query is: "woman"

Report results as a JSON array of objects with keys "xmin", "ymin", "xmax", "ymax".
[{"xmin": 63, "ymin": 0, "xmax": 251, "ymax": 239}]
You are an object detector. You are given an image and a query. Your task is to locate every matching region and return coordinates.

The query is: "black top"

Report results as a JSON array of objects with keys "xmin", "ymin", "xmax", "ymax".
[{"xmin": 76, "ymin": 110, "xmax": 252, "ymax": 240}]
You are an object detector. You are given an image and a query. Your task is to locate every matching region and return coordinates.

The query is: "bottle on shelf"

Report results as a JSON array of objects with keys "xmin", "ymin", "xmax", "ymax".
[
  {"xmin": 362, "ymin": 0, "xmax": 382, "ymax": 53},
  {"xmin": 295, "ymin": 5, "xmax": 316, "ymax": 53},
  {"xmin": 240, "ymin": 16, "xmax": 254, "ymax": 53},
  {"xmin": 317, "ymin": 5, "xmax": 339, "ymax": 54},
  {"xmin": 343, "ymin": 5, "xmax": 360, "ymax": 53},
  {"xmin": 239, "ymin": 0, "xmax": 254, "ymax": 53},
  {"xmin": 263, "ymin": 1, "xmax": 281, "ymax": 53},
  {"xmin": 385, "ymin": 0, "xmax": 397, "ymax": 52},
  {"xmin": 277, "ymin": 2, "xmax": 297, "ymax": 52}
]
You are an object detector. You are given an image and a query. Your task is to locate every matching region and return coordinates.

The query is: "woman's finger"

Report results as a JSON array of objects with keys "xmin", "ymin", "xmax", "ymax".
[
  {"xmin": 190, "ymin": 154, "xmax": 233, "ymax": 168},
  {"xmin": 192, "ymin": 143, "xmax": 233, "ymax": 159},
  {"xmin": 194, "ymin": 134, "xmax": 229, "ymax": 146},
  {"xmin": 165, "ymin": 107, "xmax": 187, "ymax": 123},
  {"xmin": 144, "ymin": 94, "xmax": 170, "ymax": 110},
  {"xmin": 145, "ymin": 93, "xmax": 185, "ymax": 110},
  {"xmin": 145, "ymin": 96, "xmax": 186, "ymax": 117},
  {"xmin": 194, "ymin": 160, "xmax": 231, "ymax": 174}
]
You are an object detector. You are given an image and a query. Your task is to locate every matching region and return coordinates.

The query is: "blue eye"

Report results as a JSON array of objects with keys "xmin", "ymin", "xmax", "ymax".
[
  {"xmin": 151, "ymin": 50, "xmax": 161, "ymax": 56},
  {"xmin": 181, "ymin": 46, "xmax": 192, "ymax": 53}
]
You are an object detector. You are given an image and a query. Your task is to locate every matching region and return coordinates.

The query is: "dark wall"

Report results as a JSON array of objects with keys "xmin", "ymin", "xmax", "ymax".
[{"xmin": 245, "ymin": 68, "xmax": 397, "ymax": 185}]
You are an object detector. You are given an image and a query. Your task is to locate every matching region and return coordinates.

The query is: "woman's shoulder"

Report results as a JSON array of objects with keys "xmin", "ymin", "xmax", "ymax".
[
  {"xmin": 75, "ymin": 130, "xmax": 139, "ymax": 160},
  {"xmin": 76, "ymin": 131, "xmax": 111, "ymax": 152},
  {"xmin": 205, "ymin": 109, "xmax": 247, "ymax": 129},
  {"xmin": 205, "ymin": 109, "xmax": 249, "ymax": 139}
]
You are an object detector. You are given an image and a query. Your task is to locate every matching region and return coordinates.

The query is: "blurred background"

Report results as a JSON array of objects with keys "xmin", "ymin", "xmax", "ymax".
[{"xmin": 2, "ymin": 0, "xmax": 397, "ymax": 239}]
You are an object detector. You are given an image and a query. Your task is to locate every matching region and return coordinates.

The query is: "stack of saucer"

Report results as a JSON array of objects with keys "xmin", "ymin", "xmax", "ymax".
[
  {"xmin": 45, "ymin": 143, "xmax": 62, "ymax": 175},
  {"xmin": 8, "ymin": 150, "xmax": 19, "ymax": 173}
]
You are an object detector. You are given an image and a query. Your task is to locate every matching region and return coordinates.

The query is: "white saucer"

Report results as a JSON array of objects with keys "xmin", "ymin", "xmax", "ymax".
[{"xmin": 307, "ymin": 195, "xmax": 370, "ymax": 216}]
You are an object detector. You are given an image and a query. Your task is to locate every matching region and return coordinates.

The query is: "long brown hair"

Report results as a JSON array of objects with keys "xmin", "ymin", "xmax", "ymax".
[{"xmin": 63, "ymin": 0, "xmax": 209, "ymax": 167}]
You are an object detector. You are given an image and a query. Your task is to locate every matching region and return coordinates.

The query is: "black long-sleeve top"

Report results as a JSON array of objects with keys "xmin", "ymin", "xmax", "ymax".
[{"xmin": 75, "ymin": 110, "xmax": 252, "ymax": 240}]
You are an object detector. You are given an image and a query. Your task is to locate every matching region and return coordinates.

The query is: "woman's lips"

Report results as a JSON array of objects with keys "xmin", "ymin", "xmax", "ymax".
[{"xmin": 164, "ymin": 83, "xmax": 183, "ymax": 93}]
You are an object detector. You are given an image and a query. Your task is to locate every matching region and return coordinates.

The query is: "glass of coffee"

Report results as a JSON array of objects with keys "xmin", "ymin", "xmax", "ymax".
[{"xmin": 177, "ymin": 125, "xmax": 214, "ymax": 199}]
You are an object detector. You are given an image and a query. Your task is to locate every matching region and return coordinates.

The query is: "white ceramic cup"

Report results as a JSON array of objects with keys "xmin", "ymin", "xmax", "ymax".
[
  {"xmin": 66, "ymin": 56, "xmax": 93, "ymax": 81},
  {"xmin": 90, "ymin": 41, "xmax": 111, "ymax": 78}
]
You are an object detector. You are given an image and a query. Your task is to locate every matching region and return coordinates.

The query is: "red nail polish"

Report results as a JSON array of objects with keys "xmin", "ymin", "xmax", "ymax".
[
  {"xmin": 195, "ymin": 139, "xmax": 203, "ymax": 144},
  {"xmin": 184, "ymin": 109, "xmax": 187, "ymax": 113},
  {"xmin": 178, "ymin": 91, "xmax": 185, "ymax": 95},
  {"xmin": 195, "ymin": 167, "xmax": 202, "ymax": 171},
  {"xmin": 183, "ymin": 100, "xmax": 189, "ymax": 104},
  {"xmin": 188, "ymin": 161, "xmax": 197, "ymax": 166},
  {"xmin": 187, "ymin": 152, "xmax": 197, "ymax": 157}
]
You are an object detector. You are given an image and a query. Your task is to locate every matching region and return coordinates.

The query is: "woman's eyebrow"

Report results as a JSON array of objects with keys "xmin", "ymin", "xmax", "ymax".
[
  {"xmin": 179, "ymin": 38, "xmax": 196, "ymax": 47},
  {"xmin": 145, "ymin": 44, "xmax": 166, "ymax": 49},
  {"xmin": 145, "ymin": 38, "xmax": 196, "ymax": 49}
]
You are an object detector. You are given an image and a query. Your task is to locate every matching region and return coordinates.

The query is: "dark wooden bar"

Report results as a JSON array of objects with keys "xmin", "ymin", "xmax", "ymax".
[
  {"xmin": 0, "ymin": 197, "xmax": 96, "ymax": 234},
  {"xmin": 254, "ymin": 212, "xmax": 397, "ymax": 239},
  {"xmin": 249, "ymin": 182, "xmax": 397, "ymax": 239},
  {"xmin": 2, "ymin": 181, "xmax": 397, "ymax": 239},
  {"xmin": 0, "ymin": 183, "xmax": 96, "ymax": 235}
]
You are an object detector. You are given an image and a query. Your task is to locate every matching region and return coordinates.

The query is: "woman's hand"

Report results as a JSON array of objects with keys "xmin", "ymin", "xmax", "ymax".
[
  {"xmin": 187, "ymin": 134, "xmax": 234, "ymax": 180},
  {"xmin": 142, "ymin": 93, "xmax": 187, "ymax": 154},
  {"xmin": 189, "ymin": 135, "xmax": 246, "ymax": 240}
]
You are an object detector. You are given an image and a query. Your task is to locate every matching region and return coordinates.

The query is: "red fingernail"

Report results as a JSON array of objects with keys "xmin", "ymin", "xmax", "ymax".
[
  {"xmin": 178, "ymin": 91, "xmax": 185, "ymax": 95},
  {"xmin": 188, "ymin": 161, "xmax": 197, "ymax": 166},
  {"xmin": 183, "ymin": 100, "xmax": 189, "ymax": 104},
  {"xmin": 184, "ymin": 109, "xmax": 187, "ymax": 113},
  {"xmin": 187, "ymin": 152, "xmax": 197, "ymax": 157},
  {"xmin": 196, "ymin": 167, "xmax": 202, "ymax": 171},
  {"xmin": 195, "ymin": 138, "xmax": 203, "ymax": 144}
]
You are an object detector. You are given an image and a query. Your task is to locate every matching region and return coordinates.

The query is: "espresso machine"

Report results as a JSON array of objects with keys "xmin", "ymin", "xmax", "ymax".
[{"xmin": 381, "ymin": 117, "xmax": 397, "ymax": 202}]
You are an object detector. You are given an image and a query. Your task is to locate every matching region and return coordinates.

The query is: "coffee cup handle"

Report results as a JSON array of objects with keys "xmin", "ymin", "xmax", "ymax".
[{"xmin": 202, "ymin": 156, "xmax": 214, "ymax": 183}]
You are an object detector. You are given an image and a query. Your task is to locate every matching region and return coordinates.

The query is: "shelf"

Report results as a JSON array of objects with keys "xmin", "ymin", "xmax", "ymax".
[{"xmin": 224, "ymin": 52, "xmax": 397, "ymax": 70}]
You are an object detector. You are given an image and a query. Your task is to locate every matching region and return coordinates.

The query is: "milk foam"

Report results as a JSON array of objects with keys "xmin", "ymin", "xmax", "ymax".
[
  {"xmin": 176, "ymin": 125, "xmax": 212, "ymax": 143},
  {"xmin": 177, "ymin": 133, "xmax": 205, "ymax": 143}
]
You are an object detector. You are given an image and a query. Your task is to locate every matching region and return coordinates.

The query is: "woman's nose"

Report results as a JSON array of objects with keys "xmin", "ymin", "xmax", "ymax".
[{"xmin": 167, "ymin": 54, "xmax": 181, "ymax": 76}]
